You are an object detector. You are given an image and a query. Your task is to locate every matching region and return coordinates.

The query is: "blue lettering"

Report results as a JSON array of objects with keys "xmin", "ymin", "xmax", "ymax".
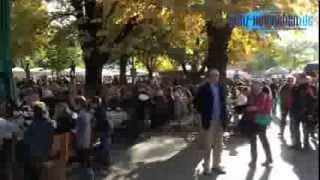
[
  {"xmin": 302, "ymin": 15, "xmax": 308, "ymax": 26},
  {"xmin": 307, "ymin": 16, "xmax": 313, "ymax": 26}
]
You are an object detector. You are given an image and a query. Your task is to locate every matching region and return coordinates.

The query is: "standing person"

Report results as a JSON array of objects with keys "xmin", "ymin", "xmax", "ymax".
[
  {"xmin": 131, "ymin": 87, "xmax": 151, "ymax": 139},
  {"xmin": 150, "ymin": 89, "xmax": 169, "ymax": 128},
  {"xmin": 194, "ymin": 69, "xmax": 227, "ymax": 175},
  {"xmin": 270, "ymin": 78, "xmax": 279, "ymax": 116},
  {"xmin": 172, "ymin": 86, "xmax": 183, "ymax": 126},
  {"xmin": 290, "ymin": 75, "xmax": 317, "ymax": 150},
  {"xmin": 279, "ymin": 76, "xmax": 296, "ymax": 137},
  {"xmin": 241, "ymin": 81, "xmax": 273, "ymax": 167},
  {"xmin": 74, "ymin": 96, "xmax": 93, "ymax": 167},
  {"xmin": 90, "ymin": 96, "xmax": 113, "ymax": 169},
  {"xmin": 53, "ymin": 102, "xmax": 75, "ymax": 163},
  {"xmin": 24, "ymin": 101, "xmax": 54, "ymax": 180}
]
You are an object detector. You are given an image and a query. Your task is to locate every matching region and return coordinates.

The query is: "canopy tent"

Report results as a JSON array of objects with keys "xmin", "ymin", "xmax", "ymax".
[
  {"xmin": 304, "ymin": 61, "xmax": 319, "ymax": 73},
  {"xmin": 264, "ymin": 66, "xmax": 289, "ymax": 76},
  {"xmin": 30, "ymin": 68, "xmax": 52, "ymax": 77},
  {"xmin": 102, "ymin": 68, "xmax": 148, "ymax": 77},
  {"xmin": 63, "ymin": 67, "xmax": 85, "ymax": 76},
  {"xmin": 12, "ymin": 67, "xmax": 26, "ymax": 80}
]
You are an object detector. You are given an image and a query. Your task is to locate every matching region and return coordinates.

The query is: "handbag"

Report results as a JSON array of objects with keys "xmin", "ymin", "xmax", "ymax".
[{"xmin": 255, "ymin": 114, "xmax": 272, "ymax": 127}]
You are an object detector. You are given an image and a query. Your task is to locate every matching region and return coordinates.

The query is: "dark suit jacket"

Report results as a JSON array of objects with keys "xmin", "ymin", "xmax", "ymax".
[{"xmin": 194, "ymin": 82, "xmax": 228, "ymax": 130}]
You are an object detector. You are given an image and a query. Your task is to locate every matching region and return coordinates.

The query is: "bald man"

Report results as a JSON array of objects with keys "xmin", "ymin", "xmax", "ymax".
[{"xmin": 194, "ymin": 69, "xmax": 227, "ymax": 175}]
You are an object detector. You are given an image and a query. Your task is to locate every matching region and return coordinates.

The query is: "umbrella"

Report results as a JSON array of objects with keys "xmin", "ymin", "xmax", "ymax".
[
  {"xmin": 265, "ymin": 66, "xmax": 289, "ymax": 75},
  {"xmin": 304, "ymin": 62, "xmax": 319, "ymax": 73}
]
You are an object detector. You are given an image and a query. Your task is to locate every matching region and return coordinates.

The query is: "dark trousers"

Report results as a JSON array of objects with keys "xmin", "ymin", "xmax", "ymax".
[
  {"xmin": 291, "ymin": 114, "xmax": 315, "ymax": 147},
  {"xmin": 249, "ymin": 128, "xmax": 273, "ymax": 162},
  {"xmin": 96, "ymin": 134, "xmax": 111, "ymax": 167},
  {"xmin": 77, "ymin": 148, "xmax": 91, "ymax": 167},
  {"xmin": 280, "ymin": 107, "xmax": 294, "ymax": 135},
  {"xmin": 24, "ymin": 160, "xmax": 43, "ymax": 180}
]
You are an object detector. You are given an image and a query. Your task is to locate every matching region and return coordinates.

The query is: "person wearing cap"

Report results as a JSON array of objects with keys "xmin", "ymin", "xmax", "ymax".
[
  {"xmin": 241, "ymin": 80, "xmax": 273, "ymax": 167},
  {"xmin": 279, "ymin": 76, "xmax": 296, "ymax": 137},
  {"xmin": 24, "ymin": 101, "xmax": 55, "ymax": 180},
  {"xmin": 194, "ymin": 69, "xmax": 227, "ymax": 175}
]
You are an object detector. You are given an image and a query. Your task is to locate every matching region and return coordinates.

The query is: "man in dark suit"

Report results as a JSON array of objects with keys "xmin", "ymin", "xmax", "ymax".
[{"xmin": 194, "ymin": 69, "xmax": 227, "ymax": 175}]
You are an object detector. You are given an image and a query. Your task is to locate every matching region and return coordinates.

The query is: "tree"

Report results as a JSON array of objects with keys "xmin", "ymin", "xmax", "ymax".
[
  {"xmin": 273, "ymin": 30, "xmax": 318, "ymax": 71},
  {"xmin": 11, "ymin": 0, "xmax": 50, "ymax": 79},
  {"xmin": 47, "ymin": 0, "xmax": 318, "ymax": 91},
  {"xmin": 69, "ymin": 0, "xmax": 166, "ymax": 94},
  {"xmin": 133, "ymin": 24, "xmax": 170, "ymax": 80},
  {"xmin": 46, "ymin": 45, "xmax": 82, "ymax": 74},
  {"xmin": 163, "ymin": 0, "xmax": 318, "ymax": 77},
  {"xmin": 165, "ymin": 12, "xmax": 207, "ymax": 82}
]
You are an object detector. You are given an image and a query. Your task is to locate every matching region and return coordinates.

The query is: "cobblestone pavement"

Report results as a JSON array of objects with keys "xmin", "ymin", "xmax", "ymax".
[{"xmin": 97, "ymin": 116, "xmax": 319, "ymax": 180}]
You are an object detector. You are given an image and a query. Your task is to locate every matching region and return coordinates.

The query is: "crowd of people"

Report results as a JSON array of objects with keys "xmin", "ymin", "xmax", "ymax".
[
  {"xmin": 0, "ymin": 69, "xmax": 318, "ymax": 179},
  {"xmin": 0, "ymin": 76, "xmax": 196, "ymax": 179},
  {"xmin": 197, "ymin": 70, "xmax": 318, "ymax": 175}
]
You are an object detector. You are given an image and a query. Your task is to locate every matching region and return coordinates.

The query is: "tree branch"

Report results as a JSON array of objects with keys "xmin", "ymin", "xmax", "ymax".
[
  {"xmin": 49, "ymin": 11, "xmax": 76, "ymax": 22},
  {"xmin": 113, "ymin": 15, "xmax": 139, "ymax": 44},
  {"xmin": 70, "ymin": 0, "xmax": 84, "ymax": 19},
  {"xmin": 181, "ymin": 63, "xmax": 189, "ymax": 76},
  {"xmin": 105, "ymin": 1, "xmax": 119, "ymax": 21}
]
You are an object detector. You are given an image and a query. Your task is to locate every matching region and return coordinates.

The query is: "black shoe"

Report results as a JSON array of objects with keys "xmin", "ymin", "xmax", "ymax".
[{"xmin": 212, "ymin": 167, "xmax": 226, "ymax": 174}]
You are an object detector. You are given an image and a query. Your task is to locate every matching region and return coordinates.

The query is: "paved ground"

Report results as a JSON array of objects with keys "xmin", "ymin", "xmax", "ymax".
[{"xmin": 98, "ymin": 116, "xmax": 318, "ymax": 180}]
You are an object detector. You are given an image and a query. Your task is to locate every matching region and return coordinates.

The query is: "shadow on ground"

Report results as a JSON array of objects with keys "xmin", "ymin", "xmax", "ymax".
[{"xmin": 100, "ymin": 126, "xmax": 319, "ymax": 180}]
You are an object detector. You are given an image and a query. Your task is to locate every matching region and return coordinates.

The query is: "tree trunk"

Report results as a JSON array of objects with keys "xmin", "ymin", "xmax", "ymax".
[
  {"xmin": 85, "ymin": 61, "xmax": 102, "ymax": 96},
  {"xmin": 206, "ymin": 23, "xmax": 233, "ymax": 79},
  {"xmin": 70, "ymin": 0, "xmax": 140, "ymax": 94},
  {"xmin": 21, "ymin": 59, "xmax": 31, "ymax": 81},
  {"xmin": 119, "ymin": 55, "xmax": 128, "ymax": 85},
  {"xmin": 24, "ymin": 64, "xmax": 31, "ymax": 81},
  {"xmin": 147, "ymin": 68, "xmax": 153, "ymax": 81}
]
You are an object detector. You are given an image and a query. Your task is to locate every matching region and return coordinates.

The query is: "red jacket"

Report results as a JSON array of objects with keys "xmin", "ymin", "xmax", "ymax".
[{"xmin": 245, "ymin": 92, "xmax": 272, "ymax": 122}]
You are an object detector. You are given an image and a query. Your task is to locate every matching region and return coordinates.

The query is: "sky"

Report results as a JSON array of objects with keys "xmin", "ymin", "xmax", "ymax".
[{"xmin": 46, "ymin": 1, "xmax": 59, "ymax": 13}]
